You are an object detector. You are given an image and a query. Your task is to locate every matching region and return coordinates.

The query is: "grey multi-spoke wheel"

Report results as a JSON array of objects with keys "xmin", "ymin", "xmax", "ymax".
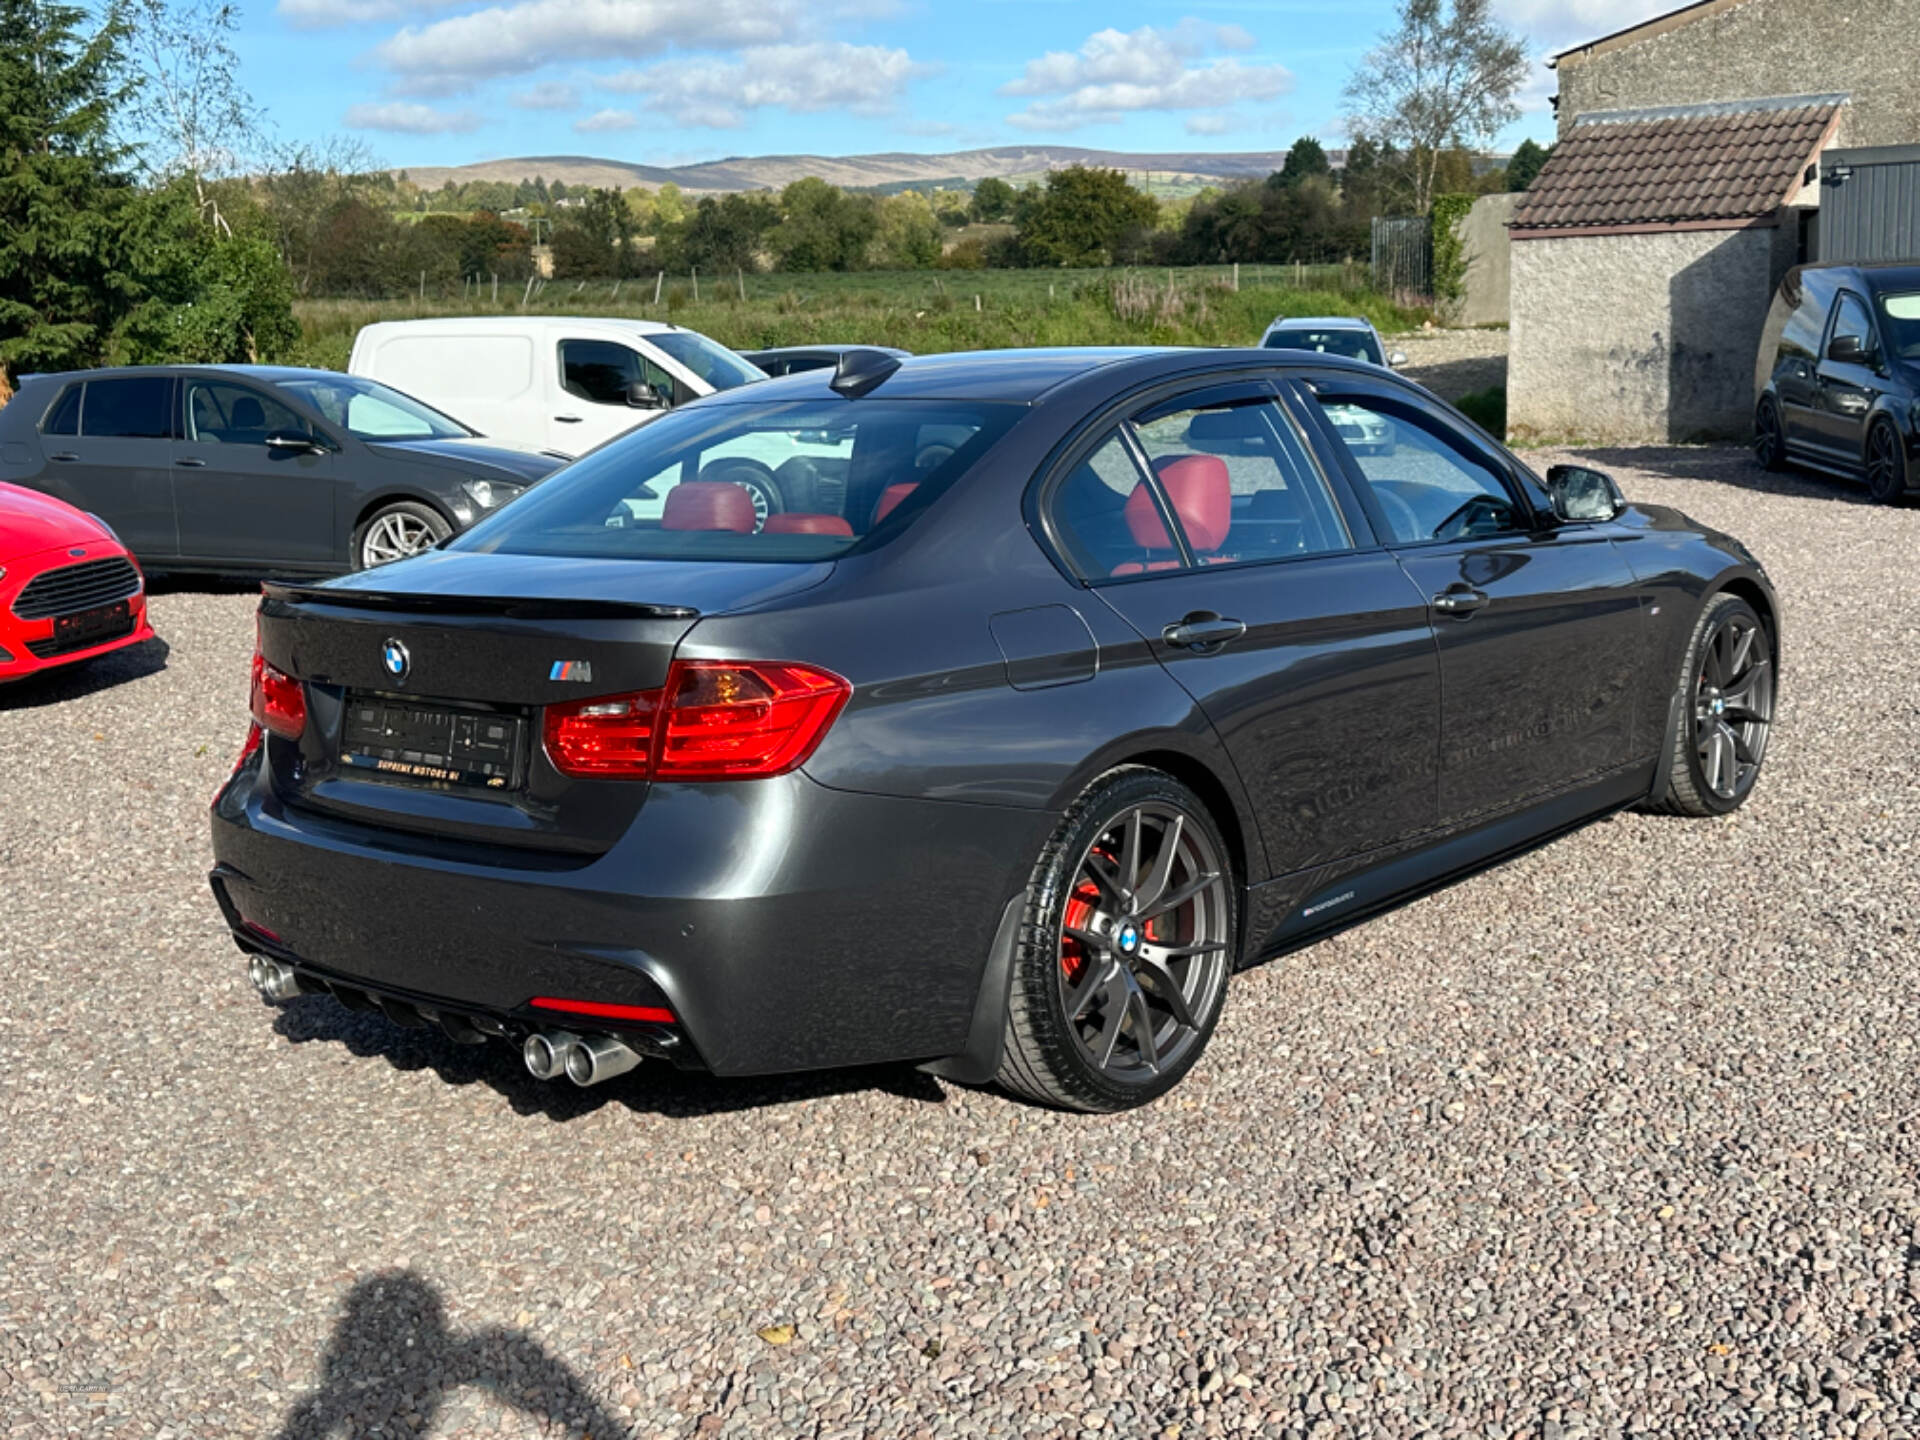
[
  {"xmin": 1865, "ymin": 421, "xmax": 1907, "ymax": 504},
  {"xmin": 353, "ymin": 501, "xmax": 452, "ymax": 570},
  {"xmin": 999, "ymin": 769, "xmax": 1236, "ymax": 1112},
  {"xmin": 1754, "ymin": 398, "xmax": 1787, "ymax": 472},
  {"xmin": 1650, "ymin": 593, "xmax": 1775, "ymax": 817}
]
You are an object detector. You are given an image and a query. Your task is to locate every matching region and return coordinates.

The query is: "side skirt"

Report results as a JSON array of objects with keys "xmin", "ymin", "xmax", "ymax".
[{"xmin": 1242, "ymin": 760, "xmax": 1657, "ymax": 964}]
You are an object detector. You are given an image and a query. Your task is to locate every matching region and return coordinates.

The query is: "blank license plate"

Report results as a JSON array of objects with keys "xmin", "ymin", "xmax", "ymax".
[{"xmin": 341, "ymin": 696, "xmax": 524, "ymax": 790}]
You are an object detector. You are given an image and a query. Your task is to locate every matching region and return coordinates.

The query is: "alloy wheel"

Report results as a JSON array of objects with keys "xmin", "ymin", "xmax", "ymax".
[
  {"xmin": 361, "ymin": 511, "xmax": 440, "ymax": 567},
  {"xmin": 1866, "ymin": 424, "xmax": 1905, "ymax": 503},
  {"xmin": 1693, "ymin": 612, "xmax": 1774, "ymax": 802},
  {"xmin": 1754, "ymin": 402, "xmax": 1782, "ymax": 469},
  {"xmin": 1056, "ymin": 803, "xmax": 1230, "ymax": 1083}
]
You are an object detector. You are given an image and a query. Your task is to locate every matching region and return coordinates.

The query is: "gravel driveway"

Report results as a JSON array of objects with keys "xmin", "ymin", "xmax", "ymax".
[{"xmin": 3, "ymin": 448, "xmax": 1917, "ymax": 1440}]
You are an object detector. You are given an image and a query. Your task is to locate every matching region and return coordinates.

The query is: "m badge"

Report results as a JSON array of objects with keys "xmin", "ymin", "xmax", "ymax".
[{"xmin": 549, "ymin": 660, "xmax": 593, "ymax": 682}]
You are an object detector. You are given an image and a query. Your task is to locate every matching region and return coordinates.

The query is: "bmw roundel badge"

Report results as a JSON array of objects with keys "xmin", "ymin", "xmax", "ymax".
[{"xmin": 382, "ymin": 638, "xmax": 410, "ymax": 682}]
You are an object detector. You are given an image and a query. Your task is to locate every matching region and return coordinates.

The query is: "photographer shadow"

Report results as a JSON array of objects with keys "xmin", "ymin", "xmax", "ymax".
[{"xmin": 273, "ymin": 1271, "xmax": 620, "ymax": 1440}]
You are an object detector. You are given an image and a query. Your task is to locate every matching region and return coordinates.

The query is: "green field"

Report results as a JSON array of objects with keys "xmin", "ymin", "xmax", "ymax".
[{"xmin": 289, "ymin": 264, "xmax": 1425, "ymax": 372}]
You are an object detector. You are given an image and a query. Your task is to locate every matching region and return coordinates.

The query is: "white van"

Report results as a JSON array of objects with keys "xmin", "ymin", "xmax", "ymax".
[{"xmin": 347, "ymin": 316, "xmax": 766, "ymax": 459}]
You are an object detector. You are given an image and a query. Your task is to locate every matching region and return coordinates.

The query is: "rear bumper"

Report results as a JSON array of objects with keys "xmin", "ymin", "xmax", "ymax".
[{"xmin": 209, "ymin": 754, "xmax": 1052, "ymax": 1076}]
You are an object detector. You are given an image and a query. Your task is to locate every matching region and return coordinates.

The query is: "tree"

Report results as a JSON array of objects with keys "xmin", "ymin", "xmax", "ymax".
[
  {"xmin": 1273, "ymin": 137, "xmax": 1332, "ymax": 189},
  {"xmin": 1015, "ymin": 167, "xmax": 1160, "ymax": 267},
  {"xmin": 970, "ymin": 176, "xmax": 1014, "ymax": 223},
  {"xmin": 770, "ymin": 177, "xmax": 877, "ymax": 272},
  {"xmin": 1343, "ymin": 0, "xmax": 1528, "ymax": 214},
  {"xmin": 1507, "ymin": 137, "xmax": 1551, "ymax": 192},
  {"xmin": 871, "ymin": 192, "xmax": 943, "ymax": 270},
  {"xmin": 664, "ymin": 193, "xmax": 779, "ymax": 274},
  {"xmin": 126, "ymin": 0, "xmax": 257, "ymax": 235},
  {"xmin": 0, "ymin": 0, "xmax": 137, "ymax": 380}
]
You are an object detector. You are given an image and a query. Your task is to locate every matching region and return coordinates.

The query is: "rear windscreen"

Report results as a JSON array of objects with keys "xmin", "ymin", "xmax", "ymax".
[
  {"xmin": 1264, "ymin": 329, "xmax": 1383, "ymax": 365},
  {"xmin": 447, "ymin": 399, "xmax": 1022, "ymax": 562}
]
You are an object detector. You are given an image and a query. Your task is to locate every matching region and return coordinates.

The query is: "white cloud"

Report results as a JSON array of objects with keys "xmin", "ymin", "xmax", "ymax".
[
  {"xmin": 1494, "ymin": 0, "xmax": 1675, "ymax": 54},
  {"xmin": 603, "ymin": 42, "xmax": 922, "ymax": 129},
  {"xmin": 574, "ymin": 107, "xmax": 637, "ymax": 132},
  {"xmin": 1002, "ymin": 20, "xmax": 1291, "ymax": 132},
  {"xmin": 375, "ymin": 0, "xmax": 805, "ymax": 89},
  {"xmin": 513, "ymin": 81, "xmax": 581, "ymax": 110},
  {"xmin": 343, "ymin": 100, "xmax": 481, "ymax": 134}
]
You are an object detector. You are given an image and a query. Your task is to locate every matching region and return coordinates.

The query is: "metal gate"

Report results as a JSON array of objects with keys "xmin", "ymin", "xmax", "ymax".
[
  {"xmin": 1371, "ymin": 216, "xmax": 1432, "ymax": 300},
  {"xmin": 1819, "ymin": 146, "xmax": 1920, "ymax": 263}
]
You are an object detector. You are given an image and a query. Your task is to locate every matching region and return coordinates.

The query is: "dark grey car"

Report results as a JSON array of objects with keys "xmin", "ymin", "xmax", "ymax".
[{"xmin": 0, "ymin": 366, "xmax": 566, "ymax": 573}]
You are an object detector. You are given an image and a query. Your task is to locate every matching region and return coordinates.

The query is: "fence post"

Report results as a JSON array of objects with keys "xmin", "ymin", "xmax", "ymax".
[
  {"xmin": 737, "ymin": 267, "xmax": 745, "ymax": 302},
  {"xmin": 691, "ymin": 268, "xmax": 699, "ymax": 302},
  {"xmin": 521, "ymin": 274, "xmax": 535, "ymax": 307},
  {"xmin": 418, "ymin": 270, "xmax": 425, "ymax": 302},
  {"xmin": 1232, "ymin": 262, "xmax": 1239, "ymax": 292},
  {"xmin": 654, "ymin": 271, "xmax": 665, "ymax": 306},
  {"xmin": 612, "ymin": 279, "xmax": 621, "ymax": 300},
  {"xmin": 491, "ymin": 273, "xmax": 498, "ymax": 303}
]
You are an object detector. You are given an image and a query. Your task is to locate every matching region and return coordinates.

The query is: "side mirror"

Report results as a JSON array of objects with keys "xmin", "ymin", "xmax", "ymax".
[
  {"xmin": 1387, "ymin": 350, "xmax": 1408, "ymax": 368},
  {"xmin": 1546, "ymin": 464, "xmax": 1624, "ymax": 523},
  {"xmin": 1827, "ymin": 333, "xmax": 1872, "ymax": 365},
  {"xmin": 627, "ymin": 381, "xmax": 668, "ymax": 410},
  {"xmin": 265, "ymin": 429, "xmax": 320, "ymax": 453}
]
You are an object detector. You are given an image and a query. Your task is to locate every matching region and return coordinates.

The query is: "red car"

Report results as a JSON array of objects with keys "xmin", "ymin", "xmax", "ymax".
[{"xmin": 0, "ymin": 481, "xmax": 154, "ymax": 682}]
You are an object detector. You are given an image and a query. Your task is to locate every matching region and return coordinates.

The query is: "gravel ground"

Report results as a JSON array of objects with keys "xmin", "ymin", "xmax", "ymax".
[
  {"xmin": 3, "ymin": 447, "xmax": 1918, "ymax": 1440},
  {"xmin": 1393, "ymin": 328, "xmax": 1509, "ymax": 404}
]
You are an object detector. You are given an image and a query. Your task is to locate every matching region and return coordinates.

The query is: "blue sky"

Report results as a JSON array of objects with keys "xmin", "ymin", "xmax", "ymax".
[{"xmin": 230, "ymin": 0, "xmax": 1676, "ymax": 170}]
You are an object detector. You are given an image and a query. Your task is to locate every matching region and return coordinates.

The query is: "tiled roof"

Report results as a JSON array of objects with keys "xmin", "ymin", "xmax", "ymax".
[{"xmin": 1512, "ymin": 95, "xmax": 1844, "ymax": 232}]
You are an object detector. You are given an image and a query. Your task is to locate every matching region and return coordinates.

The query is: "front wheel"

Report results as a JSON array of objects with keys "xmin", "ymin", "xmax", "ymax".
[
  {"xmin": 1649, "ymin": 592, "xmax": 1775, "ymax": 817},
  {"xmin": 1754, "ymin": 397, "xmax": 1788, "ymax": 472},
  {"xmin": 1865, "ymin": 420, "xmax": 1908, "ymax": 504},
  {"xmin": 353, "ymin": 501, "xmax": 452, "ymax": 570},
  {"xmin": 998, "ymin": 768, "xmax": 1236, "ymax": 1112}
]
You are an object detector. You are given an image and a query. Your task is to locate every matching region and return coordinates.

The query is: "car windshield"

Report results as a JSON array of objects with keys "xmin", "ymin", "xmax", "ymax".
[
  {"xmin": 277, "ymin": 375, "xmax": 472, "ymax": 441},
  {"xmin": 1876, "ymin": 292, "xmax": 1920, "ymax": 360},
  {"xmin": 1264, "ymin": 328, "xmax": 1383, "ymax": 365},
  {"xmin": 448, "ymin": 399, "xmax": 1021, "ymax": 563},
  {"xmin": 649, "ymin": 331, "xmax": 766, "ymax": 392}
]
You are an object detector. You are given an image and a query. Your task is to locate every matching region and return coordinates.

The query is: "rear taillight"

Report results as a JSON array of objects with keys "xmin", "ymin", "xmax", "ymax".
[
  {"xmin": 542, "ymin": 659, "xmax": 850, "ymax": 782},
  {"xmin": 248, "ymin": 650, "xmax": 307, "ymax": 740}
]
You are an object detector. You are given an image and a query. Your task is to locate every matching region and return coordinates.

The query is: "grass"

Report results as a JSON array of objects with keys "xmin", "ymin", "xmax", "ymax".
[{"xmin": 287, "ymin": 264, "xmax": 1428, "ymax": 372}]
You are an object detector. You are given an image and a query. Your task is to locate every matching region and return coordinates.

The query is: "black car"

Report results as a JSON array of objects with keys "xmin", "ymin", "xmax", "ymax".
[
  {"xmin": 1755, "ymin": 262, "xmax": 1920, "ymax": 502},
  {"xmin": 742, "ymin": 345, "xmax": 911, "ymax": 377},
  {"xmin": 211, "ymin": 347, "xmax": 1779, "ymax": 1112},
  {"xmin": 0, "ymin": 366, "xmax": 566, "ymax": 573}
]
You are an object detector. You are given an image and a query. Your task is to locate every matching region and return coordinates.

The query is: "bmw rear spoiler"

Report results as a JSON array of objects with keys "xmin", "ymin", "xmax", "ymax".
[{"xmin": 260, "ymin": 581, "xmax": 698, "ymax": 623}]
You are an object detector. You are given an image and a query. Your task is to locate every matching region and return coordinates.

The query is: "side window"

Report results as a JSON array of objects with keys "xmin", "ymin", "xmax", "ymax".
[
  {"xmin": 1311, "ymin": 393, "xmax": 1523, "ymax": 544},
  {"xmin": 80, "ymin": 377, "xmax": 174, "ymax": 439},
  {"xmin": 1047, "ymin": 430, "xmax": 1164, "ymax": 578},
  {"xmin": 1830, "ymin": 293, "xmax": 1875, "ymax": 359},
  {"xmin": 560, "ymin": 340, "xmax": 675, "ymax": 407},
  {"xmin": 1778, "ymin": 287, "xmax": 1823, "ymax": 366},
  {"xmin": 184, "ymin": 382, "xmax": 311, "ymax": 444},
  {"xmin": 42, "ymin": 385, "xmax": 81, "ymax": 436},
  {"xmin": 1132, "ymin": 397, "xmax": 1351, "ymax": 564}
]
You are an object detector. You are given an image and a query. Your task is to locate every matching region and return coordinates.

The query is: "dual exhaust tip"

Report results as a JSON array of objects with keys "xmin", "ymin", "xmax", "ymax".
[
  {"xmin": 523, "ymin": 1029, "xmax": 642, "ymax": 1088},
  {"xmin": 248, "ymin": 954, "xmax": 305, "ymax": 1003}
]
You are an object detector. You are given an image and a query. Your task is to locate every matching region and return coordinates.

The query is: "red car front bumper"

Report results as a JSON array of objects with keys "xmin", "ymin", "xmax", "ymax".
[{"xmin": 0, "ymin": 543, "xmax": 156, "ymax": 682}]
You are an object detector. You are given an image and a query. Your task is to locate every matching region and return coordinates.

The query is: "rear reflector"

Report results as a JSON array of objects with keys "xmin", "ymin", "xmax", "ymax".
[
  {"xmin": 542, "ymin": 659, "xmax": 849, "ymax": 782},
  {"xmin": 530, "ymin": 996, "xmax": 676, "ymax": 1024},
  {"xmin": 249, "ymin": 651, "xmax": 307, "ymax": 740}
]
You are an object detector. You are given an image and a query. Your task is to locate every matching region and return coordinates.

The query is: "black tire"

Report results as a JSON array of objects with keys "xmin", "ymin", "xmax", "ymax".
[
  {"xmin": 1648, "ymin": 592, "xmax": 1775, "ymax": 817},
  {"xmin": 352, "ymin": 501, "xmax": 452, "ymax": 570},
  {"xmin": 1754, "ymin": 397, "xmax": 1788, "ymax": 472},
  {"xmin": 1865, "ymin": 419, "xmax": 1908, "ymax": 505},
  {"xmin": 998, "ymin": 767, "xmax": 1237, "ymax": 1112}
]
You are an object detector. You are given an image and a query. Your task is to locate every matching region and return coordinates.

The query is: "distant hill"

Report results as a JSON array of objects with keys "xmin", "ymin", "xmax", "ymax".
[{"xmin": 397, "ymin": 145, "xmax": 1345, "ymax": 195}]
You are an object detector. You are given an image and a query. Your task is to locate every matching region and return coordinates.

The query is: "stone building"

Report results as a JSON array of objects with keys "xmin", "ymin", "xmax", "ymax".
[
  {"xmin": 1552, "ymin": 0, "xmax": 1920, "ymax": 150},
  {"xmin": 1506, "ymin": 0, "xmax": 1920, "ymax": 444}
]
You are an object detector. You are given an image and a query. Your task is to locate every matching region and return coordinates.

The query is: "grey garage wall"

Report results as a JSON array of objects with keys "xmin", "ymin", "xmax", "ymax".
[
  {"xmin": 1453, "ymin": 193, "xmax": 1519, "ymax": 327},
  {"xmin": 1818, "ymin": 146, "xmax": 1920, "ymax": 262},
  {"xmin": 1509, "ymin": 222, "xmax": 1798, "ymax": 444}
]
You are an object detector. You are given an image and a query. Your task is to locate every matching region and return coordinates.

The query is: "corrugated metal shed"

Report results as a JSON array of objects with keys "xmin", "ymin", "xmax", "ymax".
[{"xmin": 1819, "ymin": 145, "xmax": 1920, "ymax": 262}]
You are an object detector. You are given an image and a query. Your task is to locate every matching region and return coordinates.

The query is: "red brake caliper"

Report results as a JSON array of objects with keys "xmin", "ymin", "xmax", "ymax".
[{"xmin": 1061, "ymin": 847, "xmax": 1115, "ymax": 985}]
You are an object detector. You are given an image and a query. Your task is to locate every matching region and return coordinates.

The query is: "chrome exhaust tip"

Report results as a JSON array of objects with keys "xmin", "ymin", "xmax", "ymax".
[
  {"xmin": 522, "ymin": 1030, "xmax": 582, "ymax": 1081},
  {"xmin": 248, "ymin": 954, "xmax": 303, "ymax": 1002},
  {"xmin": 564, "ymin": 1033, "xmax": 642, "ymax": 1087}
]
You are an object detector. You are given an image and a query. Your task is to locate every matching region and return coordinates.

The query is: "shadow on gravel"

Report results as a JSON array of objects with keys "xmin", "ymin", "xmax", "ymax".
[
  {"xmin": 1573, "ymin": 446, "xmax": 1879, "ymax": 506},
  {"xmin": 1402, "ymin": 353, "xmax": 1507, "ymax": 404},
  {"xmin": 145, "ymin": 571, "xmax": 268, "ymax": 596},
  {"xmin": 0, "ymin": 635, "xmax": 170, "ymax": 708},
  {"xmin": 273, "ymin": 1271, "xmax": 619, "ymax": 1440},
  {"xmin": 273, "ymin": 993, "xmax": 948, "ymax": 1119}
]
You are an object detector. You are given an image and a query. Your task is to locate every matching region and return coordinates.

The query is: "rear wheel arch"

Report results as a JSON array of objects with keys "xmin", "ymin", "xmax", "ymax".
[
  {"xmin": 1104, "ymin": 747, "xmax": 1255, "ymax": 898},
  {"xmin": 351, "ymin": 489, "xmax": 455, "ymax": 538}
]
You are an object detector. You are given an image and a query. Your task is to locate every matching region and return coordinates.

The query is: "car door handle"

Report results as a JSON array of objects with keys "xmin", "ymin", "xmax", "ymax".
[
  {"xmin": 1162, "ymin": 613, "xmax": 1247, "ymax": 651},
  {"xmin": 174, "ymin": 457, "xmax": 207, "ymax": 468},
  {"xmin": 554, "ymin": 414, "xmax": 584, "ymax": 423},
  {"xmin": 49, "ymin": 451, "xmax": 79, "ymax": 462},
  {"xmin": 1432, "ymin": 585, "xmax": 1489, "ymax": 616}
]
